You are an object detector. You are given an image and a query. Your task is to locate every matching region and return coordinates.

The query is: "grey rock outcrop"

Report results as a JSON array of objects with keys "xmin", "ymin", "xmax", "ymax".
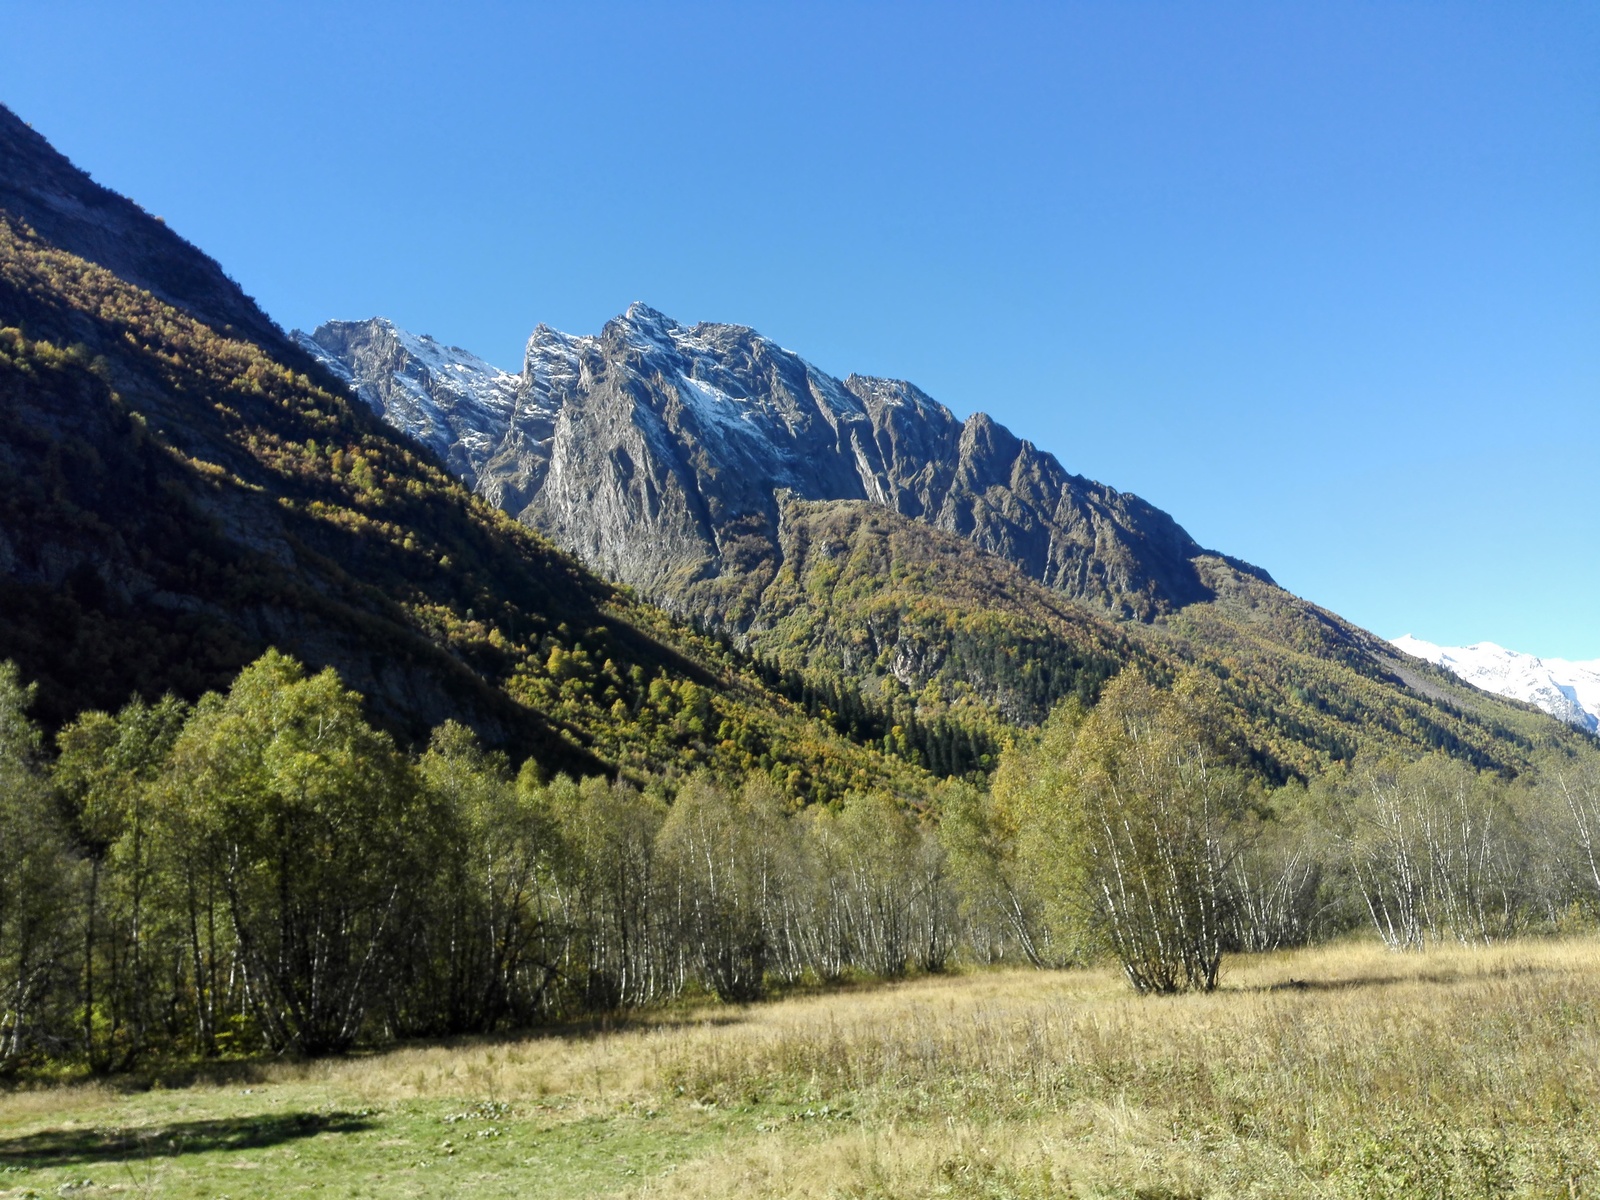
[{"xmin": 301, "ymin": 303, "xmax": 1259, "ymax": 621}]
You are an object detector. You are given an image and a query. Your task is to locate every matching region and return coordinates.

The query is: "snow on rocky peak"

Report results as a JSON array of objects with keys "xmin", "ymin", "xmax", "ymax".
[
  {"xmin": 294, "ymin": 318, "xmax": 520, "ymax": 487},
  {"xmin": 303, "ymin": 304, "xmax": 1220, "ymax": 617},
  {"xmin": 1391, "ymin": 635, "xmax": 1600, "ymax": 732}
]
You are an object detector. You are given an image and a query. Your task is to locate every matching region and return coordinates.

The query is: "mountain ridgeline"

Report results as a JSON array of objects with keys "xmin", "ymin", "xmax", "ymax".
[
  {"xmin": 299, "ymin": 312, "xmax": 1590, "ymax": 782},
  {"xmin": 298, "ymin": 309, "xmax": 1230, "ymax": 624}
]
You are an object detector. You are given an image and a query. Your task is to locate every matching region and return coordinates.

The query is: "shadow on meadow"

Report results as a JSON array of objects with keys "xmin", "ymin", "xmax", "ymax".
[
  {"xmin": 0, "ymin": 1110, "xmax": 374, "ymax": 1169},
  {"xmin": 1254, "ymin": 958, "xmax": 1556, "ymax": 994},
  {"xmin": 76, "ymin": 1007, "xmax": 757, "ymax": 1093}
]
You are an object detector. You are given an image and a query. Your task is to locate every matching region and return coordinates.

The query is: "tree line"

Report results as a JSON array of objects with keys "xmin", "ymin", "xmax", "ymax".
[
  {"xmin": 0, "ymin": 651, "xmax": 957, "ymax": 1070},
  {"xmin": 948, "ymin": 674, "xmax": 1600, "ymax": 991},
  {"xmin": 2, "ymin": 652, "xmax": 1598, "ymax": 1074}
]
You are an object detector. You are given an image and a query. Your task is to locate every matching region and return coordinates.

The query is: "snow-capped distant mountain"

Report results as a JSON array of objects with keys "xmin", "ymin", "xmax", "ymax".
[
  {"xmin": 294, "ymin": 319, "xmax": 520, "ymax": 489},
  {"xmin": 1391, "ymin": 635, "xmax": 1600, "ymax": 732}
]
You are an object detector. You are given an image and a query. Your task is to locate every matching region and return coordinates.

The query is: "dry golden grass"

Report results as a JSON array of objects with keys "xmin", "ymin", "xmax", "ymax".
[
  {"xmin": 1, "ymin": 938, "xmax": 1596, "ymax": 1197},
  {"xmin": 611, "ymin": 939, "xmax": 1600, "ymax": 1197}
]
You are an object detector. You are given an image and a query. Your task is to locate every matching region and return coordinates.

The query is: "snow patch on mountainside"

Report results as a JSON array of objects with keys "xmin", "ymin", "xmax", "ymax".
[
  {"xmin": 673, "ymin": 373, "xmax": 766, "ymax": 443},
  {"xmin": 1391, "ymin": 635, "xmax": 1600, "ymax": 732}
]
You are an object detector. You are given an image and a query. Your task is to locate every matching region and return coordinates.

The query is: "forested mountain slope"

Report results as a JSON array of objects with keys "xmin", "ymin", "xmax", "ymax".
[
  {"xmin": 1146, "ymin": 556, "xmax": 1581, "ymax": 779},
  {"xmin": 736, "ymin": 499, "xmax": 1585, "ymax": 782},
  {"xmin": 0, "ymin": 104, "xmax": 922, "ymax": 800}
]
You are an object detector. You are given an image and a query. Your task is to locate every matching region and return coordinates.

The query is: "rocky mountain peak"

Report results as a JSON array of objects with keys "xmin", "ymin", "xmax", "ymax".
[
  {"xmin": 617, "ymin": 299, "xmax": 681, "ymax": 333},
  {"xmin": 308, "ymin": 304, "xmax": 1234, "ymax": 621},
  {"xmin": 294, "ymin": 318, "xmax": 519, "ymax": 488},
  {"xmin": 845, "ymin": 375, "xmax": 946, "ymax": 420}
]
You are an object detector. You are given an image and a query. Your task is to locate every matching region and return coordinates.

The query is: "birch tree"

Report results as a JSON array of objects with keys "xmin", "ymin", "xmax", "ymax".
[
  {"xmin": 993, "ymin": 674, "xmax": 1246, "ymax": 993},
  {"xmin": 656, "ymin": 775, "xmax": 787, "ymax": 1001},
  {"xmin": 0, "ymin": 663, "xmax": 76, "ymax": 1071},
  {"xmin": 402, "ymin": 721, "xmax": 561, "ymax": 1034},
  {"xmin": 54, "ymin": 695, "xmax": 189, "ymax": 1067},
  {"xmin": 158, "ymin": 651, "xmax": 425, "ymax": 1054}
]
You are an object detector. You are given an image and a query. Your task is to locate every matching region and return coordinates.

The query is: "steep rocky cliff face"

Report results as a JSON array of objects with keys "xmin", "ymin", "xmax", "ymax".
[{"xmin": 300, "ymin": 305, "xmax": 1239, "ymax": 622}]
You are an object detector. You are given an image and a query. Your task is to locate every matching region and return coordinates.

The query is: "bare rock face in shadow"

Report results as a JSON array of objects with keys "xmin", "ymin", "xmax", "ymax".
[{"xmin": 0, "ymin": 105, "xmax": 289, "ymax": 353}]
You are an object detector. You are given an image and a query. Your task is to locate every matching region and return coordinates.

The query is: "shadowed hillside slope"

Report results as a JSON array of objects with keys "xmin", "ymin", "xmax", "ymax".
[
  {"xmin": 0, "ymin": 108, "xmax": 292, "ymax": 354},
  {"xmin": 0, "ymin": 104, "xmax": 926, "ymax": 800}
]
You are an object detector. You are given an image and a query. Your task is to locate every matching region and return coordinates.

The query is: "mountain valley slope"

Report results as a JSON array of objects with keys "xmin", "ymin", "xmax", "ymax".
[
  {"xmin": 0, "ymin": 103, "xmax": 932, "ymax": 800},
  {"xmin": 302, "ymin": 311, "xmax": 1592, "ymax": 780}
]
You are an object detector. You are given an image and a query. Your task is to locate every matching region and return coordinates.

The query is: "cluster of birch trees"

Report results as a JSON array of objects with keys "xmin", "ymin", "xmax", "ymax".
[
  {"xmin": 1336, "ymin": 753, "xmax": 1600, "ymax": 949},
  {"xmin": 946, "ymin": 672, "xmax": 1600, "ymax": 990},
  {"xmin": 2, "ymin": 651, "xmax": 1598, "ymax": 1073},
  {"xmin": 0, "ymin": 652, "xmax": 954, "ymax": 1071}
]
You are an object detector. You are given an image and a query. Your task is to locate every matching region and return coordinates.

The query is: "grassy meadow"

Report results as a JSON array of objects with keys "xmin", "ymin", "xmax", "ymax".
[{"xmin": 0, "ymin": 938, "xmax": 1595, "ymax": 1199}]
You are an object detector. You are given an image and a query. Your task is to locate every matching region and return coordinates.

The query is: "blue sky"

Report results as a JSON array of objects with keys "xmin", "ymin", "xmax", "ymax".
[{"xmin": 5, "ymin": 2, "xmax": 1597, "ymax": 657}]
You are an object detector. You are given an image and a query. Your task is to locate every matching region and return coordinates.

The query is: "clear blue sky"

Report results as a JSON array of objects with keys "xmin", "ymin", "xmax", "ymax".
[{"xmin": 5, "ymin": 2, "xmax": 1597, "ymax": 658}]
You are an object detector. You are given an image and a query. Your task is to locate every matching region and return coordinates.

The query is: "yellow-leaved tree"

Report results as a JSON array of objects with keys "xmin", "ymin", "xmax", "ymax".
[{"xmin": 981, "ymin": 671, "xmax": 1250, "ymax": 992}]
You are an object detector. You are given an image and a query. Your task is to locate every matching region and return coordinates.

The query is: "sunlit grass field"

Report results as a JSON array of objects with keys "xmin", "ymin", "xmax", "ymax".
[{"xmin": 1, "ymin": 937, "xmax": 1596, "ymax": 1198}]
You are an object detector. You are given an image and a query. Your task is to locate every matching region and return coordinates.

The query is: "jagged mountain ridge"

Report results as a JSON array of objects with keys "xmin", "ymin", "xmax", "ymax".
[
  {"xmin": 1392, "ymin": 635, "xmax": 1600, "ymax": 733},
  {"xmin": 298, "ymin": 306, "xmax": 1249, "ymax": 623}
]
